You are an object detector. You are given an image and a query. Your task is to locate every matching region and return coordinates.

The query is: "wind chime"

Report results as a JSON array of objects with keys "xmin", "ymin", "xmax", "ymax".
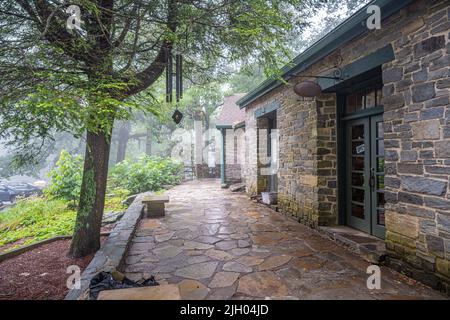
[{"xmin": 166, "ymin": 47, "xmax": 184, "ymax": 124}]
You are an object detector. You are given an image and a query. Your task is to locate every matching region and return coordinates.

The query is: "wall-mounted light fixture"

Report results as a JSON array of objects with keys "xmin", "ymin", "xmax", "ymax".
[{"xmin": 293, "ymin": 68, "xmax": 344, "ymax": 98}]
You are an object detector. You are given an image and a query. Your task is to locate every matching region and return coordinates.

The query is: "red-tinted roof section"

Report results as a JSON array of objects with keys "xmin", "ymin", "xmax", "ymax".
[{"xmin": 216, "ymin": 94, "xmax": 246, "ymax": 126}]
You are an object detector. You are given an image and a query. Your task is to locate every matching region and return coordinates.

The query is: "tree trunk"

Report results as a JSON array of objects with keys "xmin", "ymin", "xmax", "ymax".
[
  {"xmin": 69, "ymin": 129, "xmax": 112, "ymax": 258},
  {"xmin": 116, "ymin": 122, "xmax": 131, "ymax": 163},
  {"xmin": 145, "ymin": 127, "xmax": 152, "ymax": 156}
]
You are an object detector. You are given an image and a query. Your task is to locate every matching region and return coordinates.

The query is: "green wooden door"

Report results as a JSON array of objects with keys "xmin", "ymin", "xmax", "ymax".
[
  {"xmin": 370, "ymin": 114, "xmax": 386, "ymax": 239},
  {"xmin": 345, "ymin": 115, "xmax": 385, "ymax": 238}
]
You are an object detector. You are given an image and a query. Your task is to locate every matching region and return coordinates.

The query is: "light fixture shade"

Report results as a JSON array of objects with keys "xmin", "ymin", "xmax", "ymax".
[{"xmin": 294, "ymin": 81, "xmax": 322, "ymax": 97}]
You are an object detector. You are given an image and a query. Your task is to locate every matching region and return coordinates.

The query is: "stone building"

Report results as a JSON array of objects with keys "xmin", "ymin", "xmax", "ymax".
[
  {"xmin": 238, "ymin": 0, "xmax": 450, "ymax": 294},
  {"xmin": 216, "ymin": 94, "xmax": 246, "ymax": 185}
]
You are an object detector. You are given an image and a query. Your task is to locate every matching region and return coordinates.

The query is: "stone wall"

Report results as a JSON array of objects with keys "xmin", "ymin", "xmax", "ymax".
[
  {"xmin": 194, "ymin": 164, "xmax": 220, "ymax": 179},
  {"xmin": 223, "ymin": 127, "xmax": 246, "ymax": 184},
  {"xmin": 243, "ymin": 0, "xmax": 450, "ymax": 293},
  {"xmin": 379, "ymin": 1, "xmax": 450, "ymax": 292},
  {"xmin": 276, "ymin": 93, "xmax": 320, "ymax": 227},
  {"xmin": 244, "ymin": 58, "xmax": 340, "ymax": 227},
  {"xmin": 244, "ymin": 108, "xmax": 259, "ymax": 195},
  {"xmin": 256, "ymin": 117, "xmax": 270, "ymax": 193},
  {"xmin": 316, "ymin": 95, "xmax": 338, "ymax": 226}
]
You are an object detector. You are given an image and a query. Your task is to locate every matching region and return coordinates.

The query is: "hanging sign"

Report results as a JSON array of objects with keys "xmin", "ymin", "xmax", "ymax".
[{"xmin": 356, "ymin": 144, "xmax": 365, "ymax": 154}]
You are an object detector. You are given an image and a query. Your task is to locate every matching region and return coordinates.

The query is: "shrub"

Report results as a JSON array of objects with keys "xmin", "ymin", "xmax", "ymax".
[
  {"xmin": 105, "ymin": 187, "xmax": 129, "ymax": 212},
  {"xmin": 45, "ymin": 150, "xmax": 83, "ymax": 204},
  {"xmin": 109, "ymin": 156, "xmax": 183, "ymax": 194}
]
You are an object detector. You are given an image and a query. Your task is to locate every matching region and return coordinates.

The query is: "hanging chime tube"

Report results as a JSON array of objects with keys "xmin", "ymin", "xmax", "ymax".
[
  {"xmin": 166, "ymin": 48, "xmax": 173, "ymax": 103},
  {"xmin": 176, "ymin": 54, "xmax": 181, "ymax": 102}
]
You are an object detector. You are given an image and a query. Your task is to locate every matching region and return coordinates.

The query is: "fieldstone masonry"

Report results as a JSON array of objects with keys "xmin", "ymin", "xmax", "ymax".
[
  {"xmin": 243, "ymin": 0, "xmax": 450, "ymax": 294},
  {"xmin": 381, "ymin": 0, "xmax": 450, "ymax": 293},
  {"xmin": 223, "ymin": 127, "xmax": 245, "ymax": 184}
]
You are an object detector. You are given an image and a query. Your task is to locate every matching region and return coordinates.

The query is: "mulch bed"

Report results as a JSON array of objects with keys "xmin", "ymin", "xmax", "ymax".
[{"xmin": 0, "ymin": 238, "xmax": 105, "ymax": 300}]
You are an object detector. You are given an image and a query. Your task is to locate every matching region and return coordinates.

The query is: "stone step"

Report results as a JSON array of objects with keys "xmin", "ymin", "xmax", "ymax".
[
  {"xmin": 317, "ymin": 226, "xmax": 386, "ymax": 264},
  {"xmin": 97, "ymin": 284, "xmax": 181, "ymax": 300}
]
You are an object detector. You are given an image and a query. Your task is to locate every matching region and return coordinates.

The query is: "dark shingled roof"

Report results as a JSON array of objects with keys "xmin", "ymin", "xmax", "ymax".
[{"xmin": 216, "ymin": 94, "xmax": 246, "ymax": 126}]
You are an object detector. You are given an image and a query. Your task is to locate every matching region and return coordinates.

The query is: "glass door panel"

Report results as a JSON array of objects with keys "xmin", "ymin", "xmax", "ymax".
[
  {"xmin": 345, "ymin": 114, "xmax": 386, "ymax": 239},
  {"xmin": 371, "ymin": 114, "xmax": 386, "ymax": 238},
  {"xmin": 346, "ymin": 118, "xmax": 370, "ymax": 234}
]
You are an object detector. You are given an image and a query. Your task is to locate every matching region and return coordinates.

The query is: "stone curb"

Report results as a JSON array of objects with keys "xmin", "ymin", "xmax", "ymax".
[
  {"xmin": 0, "ymin": 236, "xmax": 72, "ymax": 263},
  {"xmin": 65, "ymin": 192, "xmax": 152, "ymax": 300},
  {"xmin": 0, "ymin": 232, "xmax": 111, "ymax": 263}
]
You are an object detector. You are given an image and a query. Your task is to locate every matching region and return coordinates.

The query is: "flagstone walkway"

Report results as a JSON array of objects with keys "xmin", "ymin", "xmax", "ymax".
[{"xmin": 123, "ymin": 179, "xmax": 446, "ymax": 300}]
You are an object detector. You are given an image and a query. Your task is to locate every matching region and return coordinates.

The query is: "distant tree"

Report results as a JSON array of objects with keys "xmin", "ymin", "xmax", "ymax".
[
  {"xmin": 289, "ymin": 0, "xmax": 369, "ymax": 53},
  {"xmin": 0, "ymin": 154, "xmax": 40, "ymax": 179},
  {"xmin": 225, "ymin": 64, "xmax": 266, "ymax": 95}
]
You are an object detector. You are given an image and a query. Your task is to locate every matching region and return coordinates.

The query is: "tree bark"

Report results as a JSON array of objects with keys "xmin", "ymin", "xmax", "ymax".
[{"xmin": 69, "ymin": 129, "xmax": 112, "ymax": 258}]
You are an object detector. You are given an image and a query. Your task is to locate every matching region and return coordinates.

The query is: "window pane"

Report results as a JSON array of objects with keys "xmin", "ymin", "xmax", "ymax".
[
  {"xmin": 351, "ymin": 124, "xmax": 364, "ymax": 140},
  {"xmin": 377, "ymin": 157, "xmax": 385, "ymax": 173},
  {"xmin": 377, "ymin": 122, "xmax": 384, "ymax": 138},
  {"xmin": 346, "ymin": 93, "xmax": 364, "ymax": 114},
  {"xmin": 377, "ymin": 209, "xmax": 385, "ymax": 226},
  {"xmin": 352, "ymin": 172, "xmax": 364, "ymax": 187},
  {"xmin": 352, "ymin": 204, "xmax": 365, "ymax": 219},
  {"xmin": 376, "ymin": 88, "xmax": 383, "ymax": 106},
  {"xmin": 366, "ymin": 88, "xmax": 376, "ymax": 109},
  {"xmin": 377, "ymin": 174, "xmax": 384, "ymax": 189},
  {"xmin": 377, "ymin": 140, "xmax": 384, "ymax": 156},
  {"xmin": 352, "ymin": 156, "xmax": 364, "ymax": 171},
  {"xmin": 377, "ymin": 192, "xmax": 386, "ymax": 207},
  {"xmin": 352, "ymin": 188, "xmax": 365, "ymax": 203},
  {"xmin": 346, "ymin": 95, "xmax": 356, "ymax": 114}
]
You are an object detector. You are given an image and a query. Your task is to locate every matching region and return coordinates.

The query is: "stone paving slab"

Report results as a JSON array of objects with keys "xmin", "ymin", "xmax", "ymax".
[
  {"xmin": 98, "ymin": 284, "xmax": 181, "ymax": 300},
  {"xmin": 123, "ymin": 180, "xmax": 447, "ymax": 300},
  {"xmin": 65, "ymin": 191, "xmax": 153, "ymax": 300}
]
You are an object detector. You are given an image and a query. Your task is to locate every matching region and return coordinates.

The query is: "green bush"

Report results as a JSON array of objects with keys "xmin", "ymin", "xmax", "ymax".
[
  {"xmin": 109, "ymin": 156, "xmax": 183, "ymax": 194},
  {"xmin": 45, "ymin": 150, "xmax": 83, "ymax": 204}
]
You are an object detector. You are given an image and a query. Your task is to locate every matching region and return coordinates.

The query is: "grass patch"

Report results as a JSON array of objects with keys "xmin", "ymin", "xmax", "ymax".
[
  {"xmin": 0, "ymin": 197, "xmax": 76, "ymax": 248},
  {"xmin": 104, "ymin": 188, "xmax": 129, "ymax": 212},
  {"xmin": 0, "ymin": 193, "xmax": 129, "ymax": 250}
]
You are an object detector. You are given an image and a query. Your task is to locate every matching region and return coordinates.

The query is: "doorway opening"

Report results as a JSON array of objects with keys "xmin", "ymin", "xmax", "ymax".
[
  {"xmin": 337, "ymin": 67, "xmax": 385, "ymax": 239},
  {"xmin": 256, "ymin": 110, "xmax": 278, "ymax": 197}
]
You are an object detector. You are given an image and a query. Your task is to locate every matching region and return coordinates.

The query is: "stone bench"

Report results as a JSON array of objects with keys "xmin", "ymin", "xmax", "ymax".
[{"xmin": 142, "ymin": 195, "xmax": 169, "ymax": 218}]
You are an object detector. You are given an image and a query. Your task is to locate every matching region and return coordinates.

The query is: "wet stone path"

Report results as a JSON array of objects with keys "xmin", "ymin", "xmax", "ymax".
[{"xmin": 123, "ymin": 179, "xmax": 445, "ymax": 300}]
